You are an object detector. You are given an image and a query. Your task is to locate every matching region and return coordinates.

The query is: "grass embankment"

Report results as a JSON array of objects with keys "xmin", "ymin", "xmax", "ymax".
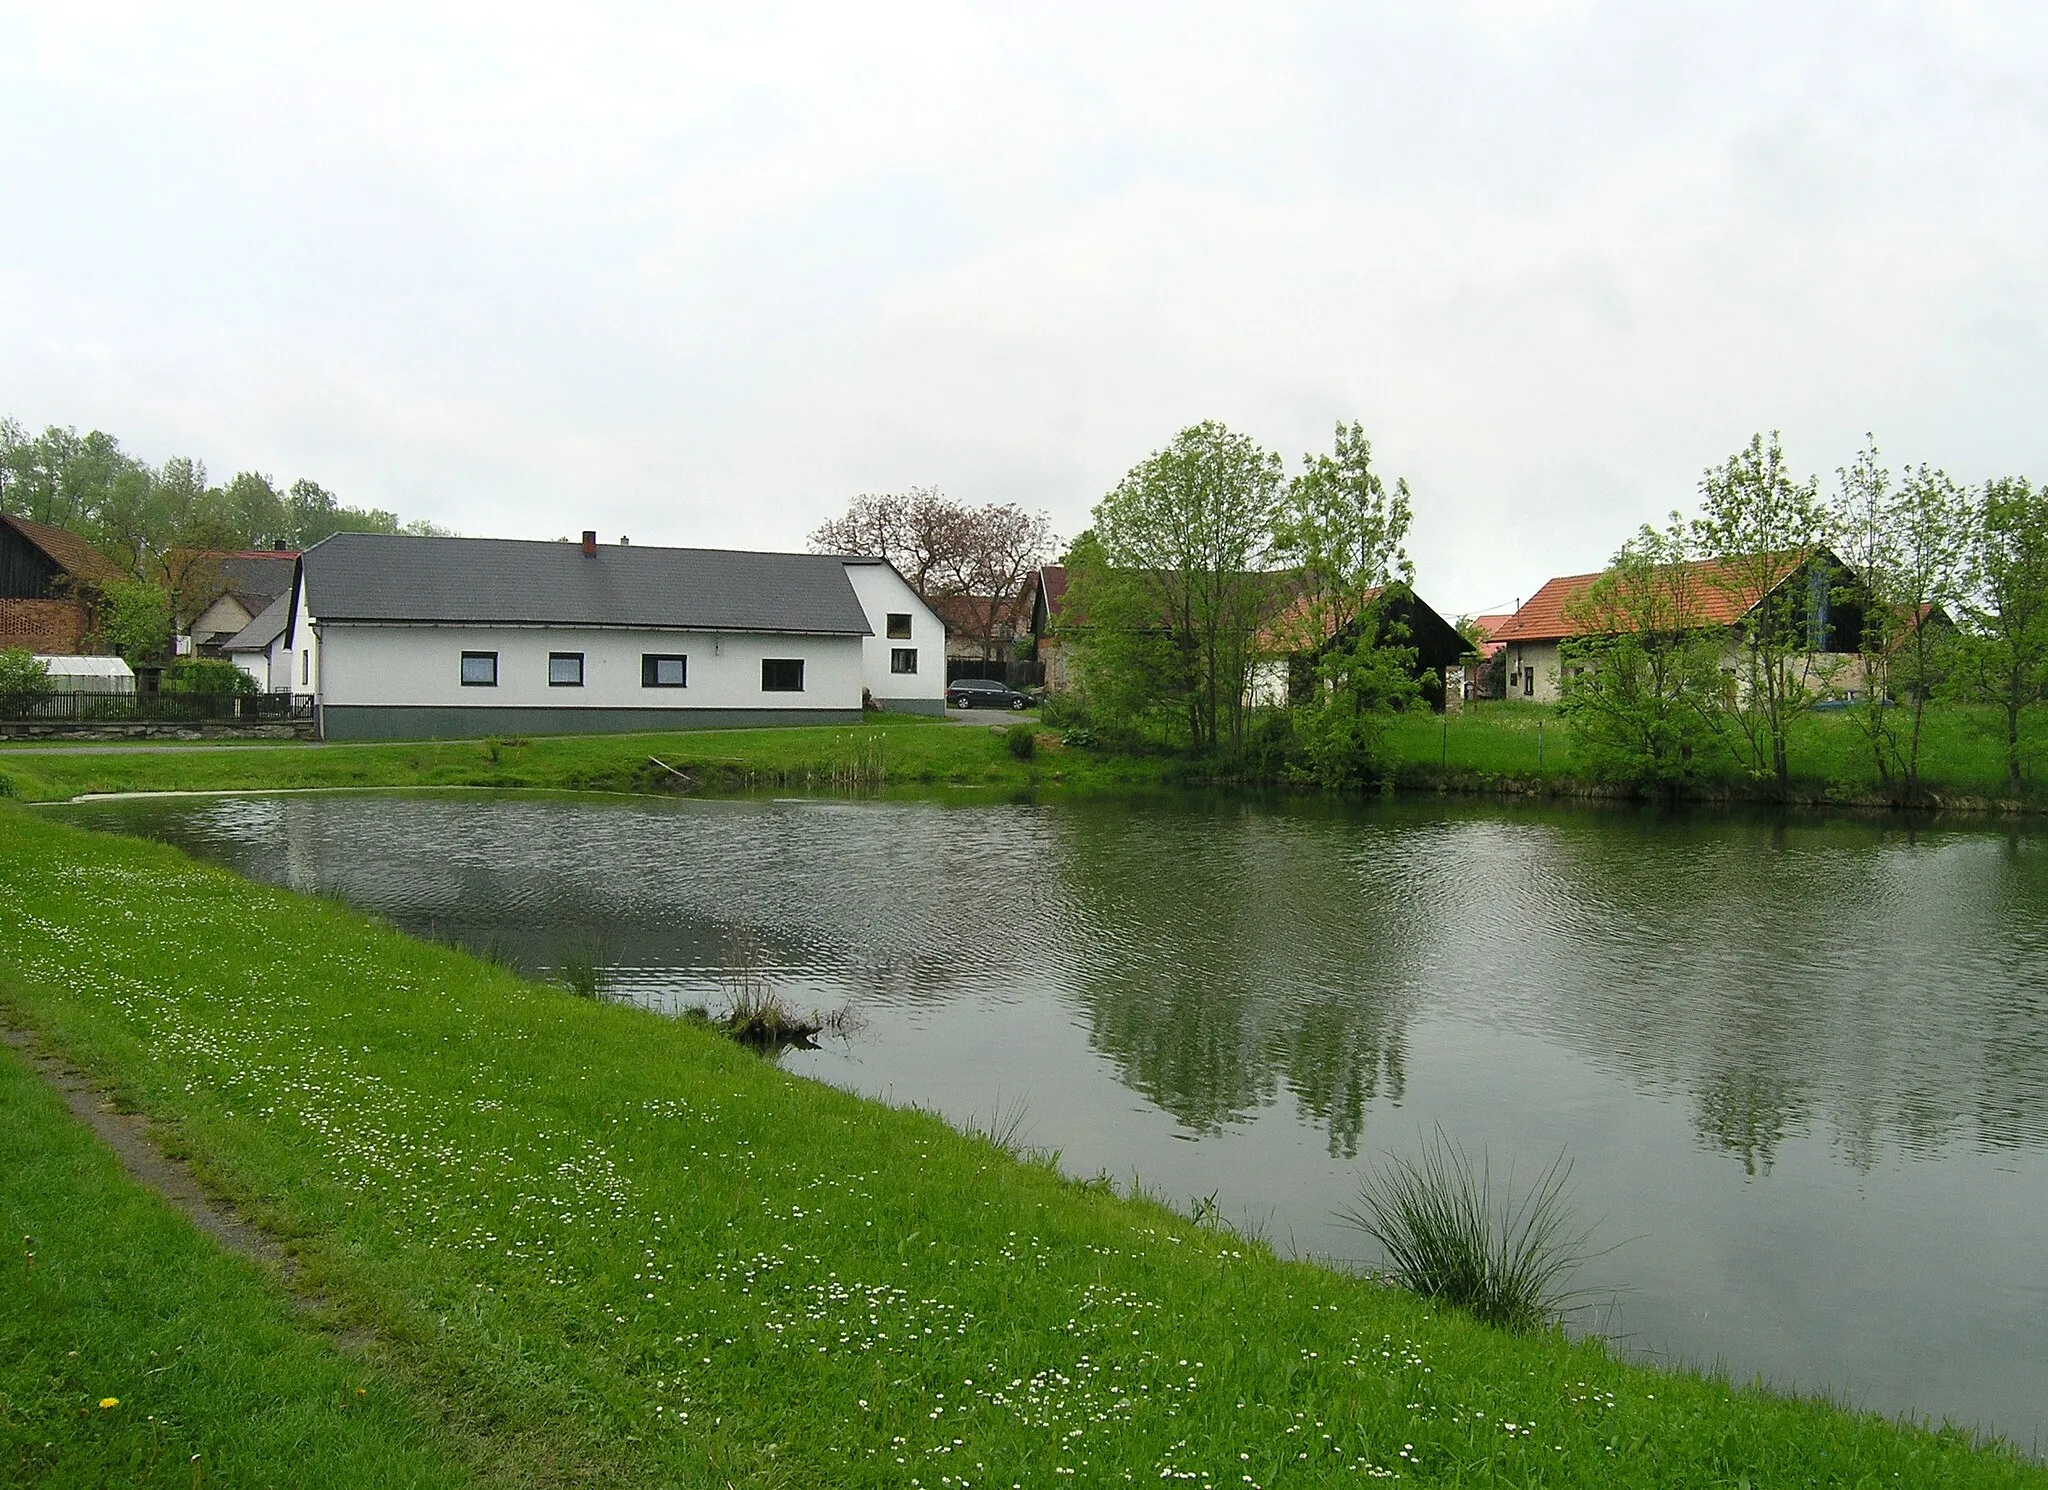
[
  {"xmin": 2, "ymin": 807, "xmax": 2038, "ymax": 1487},
  {"xmin": 0, "ymin": 714, "xmax": 1158, "ymax": 805},
  {"xmin": 1383, "ymin": 702, "xmax": 2048, "ymax": 808},
  {"xmin": 0, "ymin": 1044, "xmax": 469, "ymax": 1488}
]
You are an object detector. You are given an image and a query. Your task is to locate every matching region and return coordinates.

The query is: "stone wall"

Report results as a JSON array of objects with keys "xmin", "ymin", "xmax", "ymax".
[
  {"xmin": 0, "ymin": 598, "xmax": 93, "ymax": 653},
  {"xmin": 0, "ymin": 720, "xmax": 315, "ymax": 742}
]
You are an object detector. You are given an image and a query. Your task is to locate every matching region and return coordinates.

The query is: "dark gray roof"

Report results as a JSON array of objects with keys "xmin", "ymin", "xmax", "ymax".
[
  {"xmin": 216, "ymin": 553, "xmax": 299, "ymax": 606},
  {"xmin": 298, "ymin": 533, "xmax": 874, "ymax": 635},
  {"xmin": 223, "ymin": 589, "xmax": 291, "ymax": 652}
]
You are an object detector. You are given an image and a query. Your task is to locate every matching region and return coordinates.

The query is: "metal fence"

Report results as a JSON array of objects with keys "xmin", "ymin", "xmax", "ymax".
[
  {"xmin": 944, "ymin": 659, "xmax": 1046, "ymax": 688},
  {"xmin": 1, "ymin": 690, "xmax": 315, "ymax": 724}
]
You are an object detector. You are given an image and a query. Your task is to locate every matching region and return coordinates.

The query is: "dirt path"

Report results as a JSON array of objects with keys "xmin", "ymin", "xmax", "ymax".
[{"xmin": 0, "ymin": 1021, "xmax": 368, "ymax": 1347}]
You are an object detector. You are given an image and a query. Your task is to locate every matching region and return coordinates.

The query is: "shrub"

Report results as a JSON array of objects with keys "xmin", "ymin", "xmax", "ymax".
[
  {"xmin": 0, "ymin": 649, "xmax": 54, "ymax": 717},
  {"xmin": 1340, "ymin": 1128, "xmax": 1596, "ymax": 1333},
  {"xmin": 166, "ymin": 658, "xmax": 260, "ymax": 696},
  {"xmin": 1005, "ymin": 722, "xmax": 1037, "ymax": 760}
]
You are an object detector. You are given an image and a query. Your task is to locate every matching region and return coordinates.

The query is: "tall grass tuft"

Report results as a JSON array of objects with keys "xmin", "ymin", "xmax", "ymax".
[
  {"xmin": 1340, "ymin": 1128, "xmax": 1595, "ymax": 1333},
  {"xmin": 559, "ymin": 937, "xmax": 612, "ymax": 1000}
]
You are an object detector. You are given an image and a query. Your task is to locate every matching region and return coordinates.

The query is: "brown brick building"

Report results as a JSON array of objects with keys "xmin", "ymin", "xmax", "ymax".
[{"xmin": 0, "ymin": 514, "xmax": 124, "ymax": 653}]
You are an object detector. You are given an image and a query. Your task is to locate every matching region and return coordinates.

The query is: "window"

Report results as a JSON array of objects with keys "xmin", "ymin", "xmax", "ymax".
[
  {"xmin": 460, "ymin": 651, "xmax": 497, "ymax": 687},
  {"xmin": 886, "ymin": 612, "xmax": 912, "ymax": 639},
  {"xmin": 1522, "ymin": 667, "xmax": 1534, "ymax": 697},
  {"xmin": 761, "ymin": 658, "xmax": 805, "ymax": 692},
  {"xmin": 641, "ymin": 654, "xmax": 687, "ymax": 688},
  {"xmin": 548, "ymin": 652, "xmax": 584, "ymax": 687},
  {"xmin": 890, "ymin": 647, "xmax": 917, "ymax": 675},
  {"xmin": 301, "ymin": 650, "xmax": 310, "ymax": 686}
]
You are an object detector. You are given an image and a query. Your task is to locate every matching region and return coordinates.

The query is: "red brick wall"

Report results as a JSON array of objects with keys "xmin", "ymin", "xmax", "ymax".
[{"xmin": 0, "ymin": 599, "xmax": 93, "ymax": 653}]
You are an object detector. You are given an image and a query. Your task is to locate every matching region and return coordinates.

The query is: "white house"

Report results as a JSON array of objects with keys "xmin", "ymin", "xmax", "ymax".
[
  {"xmin": 281, "ymin": 531, "xmax": 946, "ymax": 740},
  {"xmin": 223, "ymin": 591, "xmax": 294, "ymax": 692}
]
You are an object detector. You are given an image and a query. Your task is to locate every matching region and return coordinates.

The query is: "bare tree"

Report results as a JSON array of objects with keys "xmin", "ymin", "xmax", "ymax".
[
  {"xmin": 808, "ymin": 487, "xmax": 968, "ymax": 600},
  {"xmin": 947, "ymin": 504, "xmax": 1054, "ymax": 660}
]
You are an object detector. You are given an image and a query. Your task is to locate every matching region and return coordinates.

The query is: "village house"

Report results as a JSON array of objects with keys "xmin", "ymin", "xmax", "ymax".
[
  {"xmin": 0, "ymin": 514, "xmax": 123, "ymax": 654},
  {"xmin": 1252, "ymin": 583, "xmax": 1474, "ymax": 710},
  {"xmin": 183, "ymin": 546, "xmax": 302, "ymax": 655},
  {"xmin": 1446, "ymin": 612, "xmax": 1513, "ymax": 703},
  {"xmin": 279, "ymin": 530, "xmax": 946, "ymax": 739},
  {"xmin": 1487, "ymin": 552, "xmax": 1867, "ymax": 703}
]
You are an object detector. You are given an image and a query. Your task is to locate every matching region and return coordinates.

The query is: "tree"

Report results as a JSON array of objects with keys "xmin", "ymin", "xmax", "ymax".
[
  {"xmin": 945, "ymin": 503, "xmax": 1054, "ymax": 660},
  {"xmin": 1085, "ymin": 421, "xmax": 1285, "ymax": 754},
  {"xmin": 808, "ymin": 487, "xmax": 967, "ymax": 600},
  {"xmin": 1692, "ymin": 432, "xmax": 1831, "ymax": 798},
  {"xmin": 96, "ymin": 578, "xmax": 173, "ymax": 662},
  {"xmin": 1272, "ymin": 422, "xmax": 1414, "ymax": 649},
  {"xmin": 0, "ymin": 650, "xmax": 54, "ymax": 717},
  {"xmin": 1952, "ymin": 476, "xmax": 2048, "ymax": 797},
  {"xmin": 1271, "ymin": 423, "xmax": 1422, "ymax": 783},
  {"xmin": 1831, "ymin": 439, "xmax": 1968, "ymax": 801},
  {"xmin": 1557, "ymin": 516, "xmax": 1726, "ymax": 789}
]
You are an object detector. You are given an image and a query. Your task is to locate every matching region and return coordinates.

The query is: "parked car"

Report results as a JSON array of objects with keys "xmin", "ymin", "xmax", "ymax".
[{"xmin": 947, "ymin": 678, "xmax": 1036, "ymax": 711}]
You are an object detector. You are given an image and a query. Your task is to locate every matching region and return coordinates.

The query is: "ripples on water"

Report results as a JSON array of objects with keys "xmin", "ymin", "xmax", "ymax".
[{"xmin": 59, "ymin": 789, "xmax": 2048, "ymax": 1452}]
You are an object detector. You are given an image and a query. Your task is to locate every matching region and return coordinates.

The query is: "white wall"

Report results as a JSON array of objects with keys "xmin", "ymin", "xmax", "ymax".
[
  {"xmin": 286, "ymin": 581, "xmax": 320, "ymax": 697},
  {"xmin": 315, "ymin": 622, "xmax": 866, "ymax": 711},
  {"xmin": 229, "ymin": 649, "xmax": 269, "ymax": 691},
  {"xmin": 840, "ymin": 561, "xmax": 947, "ymax": 707}
]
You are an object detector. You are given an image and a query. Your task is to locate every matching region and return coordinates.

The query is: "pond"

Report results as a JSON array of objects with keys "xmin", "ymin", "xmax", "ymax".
[{"xmin": 55, "ymin": 788, "xmax": 2048, "ymax": 1453}]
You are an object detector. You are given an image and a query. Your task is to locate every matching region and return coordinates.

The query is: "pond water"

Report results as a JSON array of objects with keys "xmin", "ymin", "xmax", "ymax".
[{"xmin": 55, "ymin": 789, "xmax": 2048, "ymax": 1453}]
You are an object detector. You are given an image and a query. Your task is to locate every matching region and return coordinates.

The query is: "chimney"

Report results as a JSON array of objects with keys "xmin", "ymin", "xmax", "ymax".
[
  {"xmin": 582, "ymin": 530, "xmax": 598, "ymax": 556},
  {"xmin": 274, "ymin": 538, "xmax": 287, "ymax": 551}
]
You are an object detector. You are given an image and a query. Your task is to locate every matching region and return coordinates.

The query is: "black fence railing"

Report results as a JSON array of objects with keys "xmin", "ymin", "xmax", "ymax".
[{"xmin": 2, "ymin": 691, "xmax": 315, "ymax": 724}]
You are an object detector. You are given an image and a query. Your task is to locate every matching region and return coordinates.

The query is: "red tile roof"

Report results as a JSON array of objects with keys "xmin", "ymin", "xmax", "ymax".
[{"xmin": 1489, "ymin": 556, "xmax": 1803, "ymax": 643}]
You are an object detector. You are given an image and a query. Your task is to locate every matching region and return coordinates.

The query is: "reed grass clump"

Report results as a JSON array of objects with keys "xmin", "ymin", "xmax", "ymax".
[
  {"xmin": 559, "ymin": 937, "xmax": 611, "ymax": 999},
  {"xmin": 1341, "ymin": 1128, "xmax": 1595, "ymax": 1333}
]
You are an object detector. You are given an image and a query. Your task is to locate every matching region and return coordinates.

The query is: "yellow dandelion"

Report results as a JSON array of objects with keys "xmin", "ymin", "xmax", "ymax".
[{"xmin": 99, "ymin": 1397, "xmax": 119, "ymax": 1410}]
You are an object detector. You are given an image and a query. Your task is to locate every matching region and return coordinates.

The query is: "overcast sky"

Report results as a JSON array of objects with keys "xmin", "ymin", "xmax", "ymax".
[{"xmin": 3, "ymin": 2, "xmax": 2045, "ymax": 613}]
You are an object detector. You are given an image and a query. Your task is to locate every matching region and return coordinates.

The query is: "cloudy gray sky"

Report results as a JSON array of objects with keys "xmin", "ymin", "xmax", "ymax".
[{"xmin": 3, "ymin": 2, "xmax": 2045, "ymax": 613}]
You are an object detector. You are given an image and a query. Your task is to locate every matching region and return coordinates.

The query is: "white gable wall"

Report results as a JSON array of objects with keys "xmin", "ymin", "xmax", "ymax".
[{"xmin": 841, "ymin": 561, "xmax": 947, "ymax": 713}]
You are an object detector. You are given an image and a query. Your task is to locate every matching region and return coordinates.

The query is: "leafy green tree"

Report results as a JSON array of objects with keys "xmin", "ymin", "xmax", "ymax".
[
  {"xmin": 1268, "ymin": 423, "xmax": 1423, "ymax": 784},
  {"xmin": 1692, "ymin": 432, "xmax": 1831, "ymax": 799},
  {"xmin": 223, "ymin": 471, "xmax": 293, "ymax": 549},
  {"xmin": 0, "ymin": 649, "xmax": 54, "ymax": 716},
  {"xmin": 1952, "ymin": 477, "xmax": 2048, "ymax": 796},
  {"xmin": 1084, "ymin": 422, "xmax": 1285, "ymax": 754},
  {"xmin": 1832, "ymin": 439, "xmax": 1968, "ymax": 801},
  {"xmin": 96, "ymin": 578, "xmax": 173, "ymax": 662},
  {"xmin": 1558, "ymin": 516, "xmax": 1727, "ymax": 789},
  {"xmin": 288, "ymin": 478, "xmax": 401, "ymax": 545},
  {"xmin": 1272, "ymin": 421, "xmax": 1413, "ymax": 648}
]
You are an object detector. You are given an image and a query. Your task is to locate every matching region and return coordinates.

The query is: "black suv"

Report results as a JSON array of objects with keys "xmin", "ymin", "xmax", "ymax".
[{"xmin": 947, "ymin": 678, "xmax": 1036, "ymax": 711}]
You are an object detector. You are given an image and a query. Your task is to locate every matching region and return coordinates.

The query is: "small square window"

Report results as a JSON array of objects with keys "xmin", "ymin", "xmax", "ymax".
[
  {"xmin": 886, "ymin": 612, "xmax": 912, "ymax": 639},
  {"xmin": 548, "ymin": 652, "xmax": 584, "ymax": 687},
  {"xmin": 761, "ymin": 658, "xmax": 805, "ymax": 692},
  {"xmin": 460, "ymin": 651, "xmax": 498, "ymax": 687},
  {"xmin": 642, "ymin": 654, "xmax": 687, "ymax": 688},
  {"xmin": 890, "ymin": 647, "xmax": 917, "ymax": 675}
]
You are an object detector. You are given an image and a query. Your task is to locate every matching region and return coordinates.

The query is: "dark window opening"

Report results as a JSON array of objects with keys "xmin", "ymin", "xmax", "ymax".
[
  {"xmin": 886, "ymin": 612, "xmax": 913, "ymax": 639},
  {"xmin": 761, "ymin": 658, "xmax": 805, "ymax": 692},
  {"xmin": 890, "ymin": 647, "xmax": 917, "ymax": 675},
  {"xmin": 548, "ymin": 652, "xmax": 584, "ymax": 687},
  {"xmin": 460, "ymin": 651, "xmax": 498, "ymax": 687},
  {"xmin": 642, "ymin": 654, "xmax": 687, "ymax": 688}
]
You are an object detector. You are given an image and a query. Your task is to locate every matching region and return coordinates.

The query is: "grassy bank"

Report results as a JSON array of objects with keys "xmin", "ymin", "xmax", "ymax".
[
  {"xmin": 1380, "ymin": 702, "xmax": 2047, "ymax": 808},
  {"xmin": 0, "ymin": 714, "xmax": 1156, "ymax": 805},
  {"xmin": 2, "ymin": 806, "xmax": 2039, "ymax": 1486},
  {"xmin": 0, "ymin": 1041, "xmax": 468, "ymax": 1488},
  {"xmin": 3, "ymin": 703, "xmax": 2040, "ymax": 815}
]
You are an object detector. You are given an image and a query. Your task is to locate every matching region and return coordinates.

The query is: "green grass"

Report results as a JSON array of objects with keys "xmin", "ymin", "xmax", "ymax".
[
  {"xmin": 0, "ymin": 1043, "xmax": 469, "ymax": 1489},
  {"xmin": 0, "ymin": 715, "xmax": 1169, "ymax": 805},
  {"xmin": 1385, "ymin": 702, "xmax": 2048, "ymax": 806},
  {"xmin": 1, "ymin": 805, "xmax": 2038, "ymax": 1486}
]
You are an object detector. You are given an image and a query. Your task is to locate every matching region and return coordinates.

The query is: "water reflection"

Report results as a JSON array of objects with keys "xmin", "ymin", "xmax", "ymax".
[{"xmin": 51, "ymin": 789, "xmax": 2048, "ymax": 1450}]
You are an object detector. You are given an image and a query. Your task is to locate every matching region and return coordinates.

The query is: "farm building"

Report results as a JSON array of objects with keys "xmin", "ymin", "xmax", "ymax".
[
  {"xmin": 0, "ymin": 514, "xmax": 123, "ymax": 654},
  {"xmin": 1488, "ymin": 551, "xmax": 1868, "ymax": 703},
  {"xmin": 280, "ymin": 531, "xmax": 946, "ymax": 739}
]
